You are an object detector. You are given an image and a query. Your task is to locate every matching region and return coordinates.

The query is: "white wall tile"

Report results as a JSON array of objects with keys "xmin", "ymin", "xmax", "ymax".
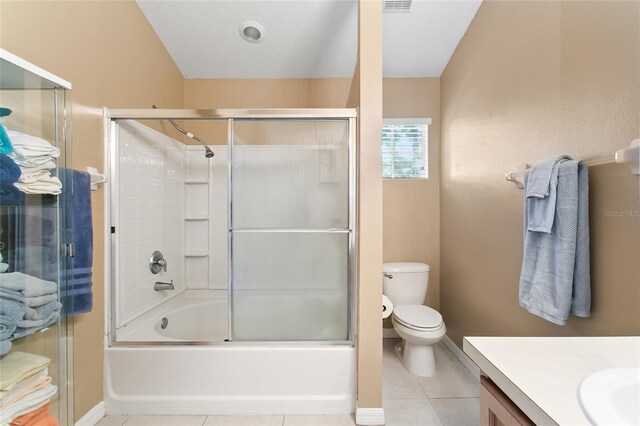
[{"xmin": 116, "ymin": 121, "xmax": 186, "ymax": 328}]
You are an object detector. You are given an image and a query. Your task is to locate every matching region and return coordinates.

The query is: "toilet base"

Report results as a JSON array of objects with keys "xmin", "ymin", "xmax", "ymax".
[{"xmin": 395, "ymin": 340, "xmax": 436, "ymax": 377}]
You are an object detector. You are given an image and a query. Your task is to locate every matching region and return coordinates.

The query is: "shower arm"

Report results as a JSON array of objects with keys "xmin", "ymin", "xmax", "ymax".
[{"xmin": 152, "ymin": 105, "xmax": 214, "ymax": 157}]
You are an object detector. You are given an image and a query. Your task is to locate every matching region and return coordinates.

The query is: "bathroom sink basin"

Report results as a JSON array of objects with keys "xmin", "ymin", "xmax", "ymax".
[{"xmin": 579, "ymin": 368, "xmax": 640, "ymax": 425}]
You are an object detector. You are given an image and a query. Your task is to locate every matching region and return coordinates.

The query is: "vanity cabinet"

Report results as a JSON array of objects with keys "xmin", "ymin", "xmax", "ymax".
[{"xmin": 480, "ymin": 376, "xmax": 534, "ymax": 426}]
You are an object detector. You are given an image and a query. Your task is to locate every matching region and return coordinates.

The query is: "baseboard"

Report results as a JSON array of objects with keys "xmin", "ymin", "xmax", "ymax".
[
  {"xmin": 383, "ymin": 328, "xmax": 399, "ymax": 339},
  {"xmin": 75, "ymin": 401, "xmax": 106, "ymax": 426},
  {"xmin": 355, "ymin": 405, "xmax": 385, "ymax": 426},
  {"xmin": 443, "ymin": 335, "xmax": 480, "ymax": 381}
]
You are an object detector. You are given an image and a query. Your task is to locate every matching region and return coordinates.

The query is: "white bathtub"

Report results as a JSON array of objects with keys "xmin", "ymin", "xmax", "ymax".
[
  {"xmin": 105, "ymin": 290, "xmax": 356, "ymax": 415},
  {"xmin": 116, "ymin": 290, "xmax": 228, "ymax": 342}
]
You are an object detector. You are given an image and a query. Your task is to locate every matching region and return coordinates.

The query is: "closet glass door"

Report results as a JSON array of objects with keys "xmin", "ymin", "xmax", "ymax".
[{"xmin": 230, "ymin": 119, "xmax": 351, "ymax": 341}]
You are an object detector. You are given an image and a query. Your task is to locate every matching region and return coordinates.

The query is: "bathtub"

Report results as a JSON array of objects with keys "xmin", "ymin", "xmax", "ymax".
[
  {"xmin": 115, "ymin": 290, "xmax": 229, "ymax": 342},
  {"xmin": 105, "ymin": 290, "xmax": 356, "ymax": 415}
]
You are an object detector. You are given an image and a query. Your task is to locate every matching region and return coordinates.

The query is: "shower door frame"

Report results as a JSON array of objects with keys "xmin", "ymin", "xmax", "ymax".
[{"xmin": 104, "ymin": 108, "xmax": 357, "ymax": 347}]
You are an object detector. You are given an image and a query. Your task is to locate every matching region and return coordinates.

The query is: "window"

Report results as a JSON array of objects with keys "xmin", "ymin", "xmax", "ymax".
[{"xmin": 382, "ymin": 118, "xmax": 430, "ymax": 179}]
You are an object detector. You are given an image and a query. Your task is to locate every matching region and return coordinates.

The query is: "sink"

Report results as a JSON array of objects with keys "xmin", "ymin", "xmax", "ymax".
[{"xmin": 579, "ymin": 368, "xmax": 640, "ymax": 425}]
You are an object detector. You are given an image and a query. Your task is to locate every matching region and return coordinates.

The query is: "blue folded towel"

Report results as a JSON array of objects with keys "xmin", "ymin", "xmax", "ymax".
[
  {"xmin": 16, "ymin": 309, "xmax": 59, "ymax": 328},
  {"xmin": 525, "ymin": 155, "xmax": 570, "ymax": 233},
  {"xmin": 11, "ymin": 313, "xmax": 58, "ymax": 339},
  {"xmin": 0, "ymin": 339, "xmax": 11, "ymax": 356},
  {"xmin": 0, "ymin": 314, "xmax": 16, "ymax": 340},
  {"xmin": 0, "ymin": 296, "xmax": 26, "ymax": 322},
  {"xmin": 0, "ymin": 154, "xmax": 23, "ymax": 205},
  {"xmin": 520, "ymin": 159, "xmax": 591, "ymax": 325},
  {"xmin": 24, "ymin": 301, "xmax": 62, "ymax": 321},
  {"xmin": 0, "ymin": 289, "xmax": 57, "ymax": 307},
  {"xmin": 0, "ymin": 272, "xmax": 57, "ymax": 297}
]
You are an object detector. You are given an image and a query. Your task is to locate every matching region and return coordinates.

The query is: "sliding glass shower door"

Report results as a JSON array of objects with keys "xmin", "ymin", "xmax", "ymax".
[{"xmin": 230, "ymin": 119, "xmax": 353, "ymax": 341}]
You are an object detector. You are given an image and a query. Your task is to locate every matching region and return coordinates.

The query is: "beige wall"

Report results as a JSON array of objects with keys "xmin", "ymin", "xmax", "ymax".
[
  {"xmin": 182, "ymin": 78, "xmax": 352, "ymax": 145},
  {"xmin": 351, "ymin": 0, "xmax": 384, "ymax": 409},
  {"xmin": 440, "ymin": 1, "xmax": 640, "ymax": 348},
  {"xmin": 0, "ymin": 1, "xmax": 184, "ymax": 420},
  {"xmin": 383, "ymin": 78, "xmax": 441, "ymax": 312}
]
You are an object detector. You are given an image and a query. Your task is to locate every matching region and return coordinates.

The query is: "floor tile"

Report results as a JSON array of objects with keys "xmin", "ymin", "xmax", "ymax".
[
  {"xmin": 433, "ymin": 342, "xmax": 462, "ymax": 365},
  {"xmin": 124, "ymin": 415, "xmax": 207, "ymax": 425},
  {"xmin": 417, "ymin": 355, "xmax": 480, "ymax": 398},
  {"xmin": 283, "ymin": 414, "xmax": 356, "ymax": 425},
  {"xmin": 383, "ymin": 398, "xmax": 443, "ymax": 426},
  {"xmin": 97, "ymin": 416, "xmax": 129, "ymax": 426},
  {"xmin": 205, "ymin": 415, "xmax": 284, "ymax": 425},
  {"xmin": 431, "ymin": 398, "xmax": 480, "ymax": 426},
  {"xmin": 383, "ymin": 354, "xmax": 428, "ymax": 398}
]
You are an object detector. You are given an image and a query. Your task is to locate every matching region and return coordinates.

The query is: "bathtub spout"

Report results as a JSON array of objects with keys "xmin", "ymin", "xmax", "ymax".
[{"xmin": 154, "ymin": 280, "xmax": 174, "ymax": 291}]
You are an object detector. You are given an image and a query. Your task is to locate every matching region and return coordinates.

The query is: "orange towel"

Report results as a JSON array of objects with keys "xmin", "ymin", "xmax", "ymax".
[
  {"xmin": 31, "ymin": 413, "xmax": 58, "ymax": 426},
  {"xmin": 9, "ymin": 404, "xmax": 57, "ymax": 426}
]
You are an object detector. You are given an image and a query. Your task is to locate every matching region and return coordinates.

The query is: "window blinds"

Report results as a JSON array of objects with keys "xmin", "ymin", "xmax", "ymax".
[{"xmin": 382, "ymin": 119, "xmax": 429, "ymax": 179}]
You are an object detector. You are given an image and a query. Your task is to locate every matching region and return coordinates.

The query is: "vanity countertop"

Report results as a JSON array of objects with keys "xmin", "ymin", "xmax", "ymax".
[{"xmin": 463, "ymin": 336, "xmax": 640, "ymax": 425}]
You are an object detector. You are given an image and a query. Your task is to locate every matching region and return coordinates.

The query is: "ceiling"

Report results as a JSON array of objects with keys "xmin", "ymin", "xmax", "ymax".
[{"xmin": 136, "ymin": 0, "xmax": 482, "ymax": 79}]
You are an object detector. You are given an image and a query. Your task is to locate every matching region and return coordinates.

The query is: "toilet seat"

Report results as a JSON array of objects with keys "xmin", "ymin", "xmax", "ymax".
[{"xmin": 392, "ymin": 305, "xmax": 443, "ymax": 331}]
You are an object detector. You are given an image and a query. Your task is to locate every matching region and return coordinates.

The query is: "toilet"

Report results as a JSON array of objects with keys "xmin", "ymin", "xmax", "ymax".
[{"xmin": 383, "ymin": 262, "xmax": 446, "ymax": 377}]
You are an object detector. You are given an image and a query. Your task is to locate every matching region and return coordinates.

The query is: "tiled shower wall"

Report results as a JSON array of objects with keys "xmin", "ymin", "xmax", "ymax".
[{"xmin": 117, "ymin": 120, "xmax": 185, "ymax": 326}]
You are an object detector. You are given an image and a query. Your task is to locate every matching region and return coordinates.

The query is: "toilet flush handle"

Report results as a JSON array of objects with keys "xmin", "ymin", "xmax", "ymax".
[{"xmin": 384, "ymin": 273, "xmax": 393, "ymax": 279}]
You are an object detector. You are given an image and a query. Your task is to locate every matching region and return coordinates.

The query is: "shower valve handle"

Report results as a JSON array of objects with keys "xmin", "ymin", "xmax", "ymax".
[{"xmin": 150, "ymin": 250, "xmax": 168, "ymax": 274}]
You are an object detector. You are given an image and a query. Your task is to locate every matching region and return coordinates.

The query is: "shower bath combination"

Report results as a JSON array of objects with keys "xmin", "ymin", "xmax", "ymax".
[{"xmin": 103, "ymin": 107, "xmax": 357, "ymax": 415}]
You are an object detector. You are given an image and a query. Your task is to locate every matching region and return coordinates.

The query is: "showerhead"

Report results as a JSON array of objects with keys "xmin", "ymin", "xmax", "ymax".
[{"xmin": 153, "ymin": 104, "xmax": 215, "ymax": 159}]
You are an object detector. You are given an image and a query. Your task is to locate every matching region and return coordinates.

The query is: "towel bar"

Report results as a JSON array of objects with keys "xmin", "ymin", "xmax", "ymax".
[
  {"xmin": 506, "ymin": 139, "xmax": 640, "ymax": 188},
  {"xmin": 86, "ymin": 166, "xmax": 106, "ymax": 191}
]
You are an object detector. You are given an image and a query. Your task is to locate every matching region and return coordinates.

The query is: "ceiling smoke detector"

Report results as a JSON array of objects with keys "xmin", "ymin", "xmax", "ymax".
[
  {"xmin": 239, "ymin": 21, "xmax": 264, "ymax": 43},
  {"xmin": 383, "ymin": 0, "xmax": 412, "ymax": 13}
]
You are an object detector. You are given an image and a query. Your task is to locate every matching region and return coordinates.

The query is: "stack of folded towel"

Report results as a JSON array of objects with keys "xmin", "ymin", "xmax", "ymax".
[
  {"xmin": 7, "ymin": 131, "xmax": 61, "ymax": 195},
  {"xmin": 0, "ymin": 272, "xmax": 60, "ymax": 355},
  {"xmin": 0, "ymin": 155, "xmax": 24, "ymax": 205},
  {"xmin": 0, "ymin": 352, "xmax": 57, "ymax": 426}
]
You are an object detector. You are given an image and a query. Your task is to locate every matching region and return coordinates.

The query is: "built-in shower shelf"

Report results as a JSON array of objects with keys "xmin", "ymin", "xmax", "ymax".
[
  {"xmin": 185, "ymin": 215, "xmax": 208, "ymax": 220},
  {"xmin": 185, "ymin": 251, "xmax": 209, "ymax": 257},
  {"xmin": 184, "ymin": 179, "xmax": 209, "ymax": 184}
]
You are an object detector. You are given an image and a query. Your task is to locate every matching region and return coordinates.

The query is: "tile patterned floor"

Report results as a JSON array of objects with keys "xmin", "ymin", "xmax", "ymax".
[{"xmin": 97, "ymin": 339, "xmax": 480, "ymax": 426}]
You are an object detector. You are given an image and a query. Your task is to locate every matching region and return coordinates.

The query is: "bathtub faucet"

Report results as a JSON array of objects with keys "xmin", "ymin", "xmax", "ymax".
[{"xmin": 154, "ymin": 280, "xmax": 174, "ymax": 291}]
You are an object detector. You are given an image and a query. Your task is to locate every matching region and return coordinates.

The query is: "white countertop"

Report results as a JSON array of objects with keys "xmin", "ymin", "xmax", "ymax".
[{"xmin": 463, "ymin": 336, "xmax": 640, "ymax": 425}]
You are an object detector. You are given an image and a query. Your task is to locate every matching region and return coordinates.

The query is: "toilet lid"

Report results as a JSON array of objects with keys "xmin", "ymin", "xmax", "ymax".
[{"xmin": 393, "ymin": 305, "xmax": 443, "ymax": 330}]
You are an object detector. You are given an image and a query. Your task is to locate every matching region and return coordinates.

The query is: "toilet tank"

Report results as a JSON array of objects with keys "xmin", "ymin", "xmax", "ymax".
[{"xmin": 383, "ymin": 262, "xmax": 430, "ymax": 305}]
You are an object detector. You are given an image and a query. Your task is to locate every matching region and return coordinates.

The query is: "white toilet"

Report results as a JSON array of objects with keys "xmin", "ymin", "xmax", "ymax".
[{"xmin": 383, "ymin": 262, "xmax": 446, "ymax": 377}]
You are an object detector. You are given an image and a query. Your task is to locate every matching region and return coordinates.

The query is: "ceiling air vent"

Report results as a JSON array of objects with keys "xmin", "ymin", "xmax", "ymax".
[{"xmin": 383, "ymin": 0, "xmax": 412, "ymax": 13}]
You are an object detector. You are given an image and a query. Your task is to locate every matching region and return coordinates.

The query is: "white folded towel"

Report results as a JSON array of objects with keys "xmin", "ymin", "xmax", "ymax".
[
  {"xmin": 0, "ymin": 384, "xmax": 56, "ymax": 425},
  {"xmin": 13, "ymin": 176, "xmax": 62, "ymax": 195},
  {"xmin": 10, "ymin": 155, "xmax": 57, "ymax": 168},
  {"xmin": 18, "ymin": 168, "xmax": 56, "ymax": 184},
  {"xmin": 7, "ymin": 131, "xmax": 60, "ymax": 158},
  {"xmin": 0, "ymin": 372, "xmax": 50, "ymax": 408},
  {"xmin": 0, "ymin": 352, "xmax": 50, "ymax": 392},
  {"xmin": 6, "ymin": 130, "xmax": 61, "ymax": 195},
  {"xmin": 18, "ymin": 160, "xmax": 56, "ymax": 175}
]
